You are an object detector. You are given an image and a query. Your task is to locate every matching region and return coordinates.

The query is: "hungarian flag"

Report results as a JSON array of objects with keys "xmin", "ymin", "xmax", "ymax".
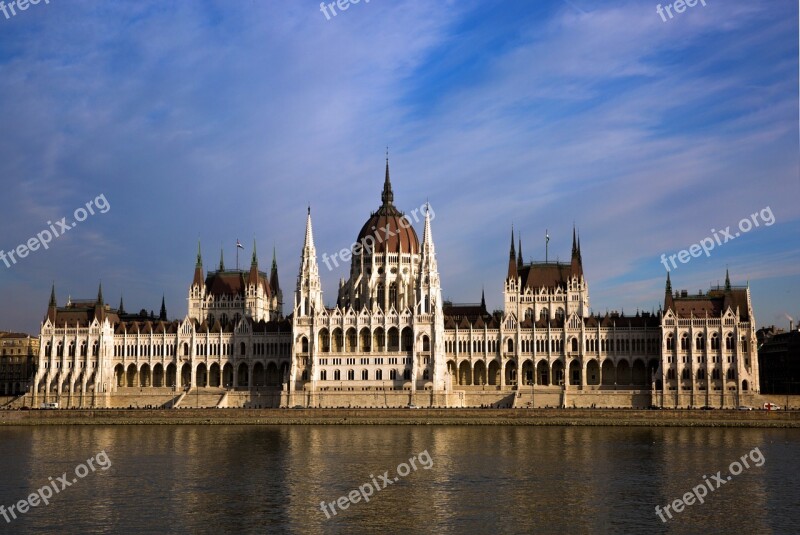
[{"xmin": 236, "ymin": 239, "xmax": 244, "ymax": 249}]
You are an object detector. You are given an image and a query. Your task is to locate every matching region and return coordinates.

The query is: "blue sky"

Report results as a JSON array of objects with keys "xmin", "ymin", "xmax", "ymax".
[{"xmin": 0, "ymin": 0, "xmax": 797, "ymax": 333}]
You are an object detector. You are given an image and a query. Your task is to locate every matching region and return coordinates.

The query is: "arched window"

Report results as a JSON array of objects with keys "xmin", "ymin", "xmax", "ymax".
[
  {"xmin": 240, "ymin": 342, "xmax": 246, "ymax": 356},
  {"xmin": 740, "ymin": 337, "xmax": 748, "ymax": 353},
  {"xmin": 361, "ymin": 369, "xmax": 368, "ymax": 380},
  {"xmin": 389, "ymin": 283, "xmax": 397, "ymax": 309},
  {"xmin": 423, "ymin": 369, "xmax": 429, "ymax": 380},
  {"xmin": 403, "ymin": 369, "xmax": 411, "ymax": 380},
  {"xmin": 376, "ymin": 369, "xmax": 383, "ymax": 380},
  {"xmin": 507, "ymin": 339, "xmax": 514, "ymax": 353},
  {"xmin": 320, "ymin": 370, "xmax": 327, "ymax": 381},
  {"xmin": 666, "ymin": 334, "xmax": 674, "ymax": 351},
  {"xmin": 347, "ymin": 369, "xmax": 355, "ymax": 381},
  {"xmin": 390, "ymin": 369, "xmax": 397, "ymax": 380},
  {"xmin": 540, "ymin": 309, "xmax": 549, "ymax": 321},
  {"xmin": 377, "ymin": 284, "xmax": 385, "ymax": 308},
  {"xmin": 334, "ymin": 370, "xmax": 341, "ymax": 381},
  {"xmin": 710, "ymin": 334, "xmax": 719, "ymax": 350},
  {"xmin": 696, "ymin": 335, "xmax": 704, "ymax": 351},
  {"xmin": 571, "ymin": 338, "xmax": 578, "ymax": 352},
  {"xmin": 680, "ymin": 334, "xmax": 688, "ymax": 351},
  {"xmin": 725, "ymin": 333, "xmax": 733, "ymax": 351},
  {"xmin": 301, "ymin": 337, "xmax": 309, "ymax": 353}
]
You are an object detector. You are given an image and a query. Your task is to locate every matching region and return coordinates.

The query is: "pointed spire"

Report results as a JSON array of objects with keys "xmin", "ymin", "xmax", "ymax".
[
  {"xmin": 45, "ymin": 282, "xmax": 58, "ymax": 323},
  {"xmin": 725, "ymin": 268, "xmax": 731, "ymax": 291},
  {"xmin": 664, "ymin": 272, "xmax": 674, "ymax": 312},
  {"xmin": 270, "ymin": 245, "xmax": 281, "ymax": 298},
  {"xmin": 97, "ymin": 282, "xmax": 104, "ymax": 305},
  {"xmin": 517, "ymin": 234, "xmax": 523, "ymax": 270},
  {"xmin": 481, "ymin": 287, "xmax": 486, "ymax": 312},
  {"xmin": 381, "ymin": 155, "xmax": 394, "ymax": 208},
  {"xmin": 219, "ymin": 248, "xmax": 225, "ymax": 271},
  {"xmin": 303, "ymin": 206, "xmax": 316, "ymax": 252},
  {"xmin": 572, "ymin": 224, "xmax": 578, "ymax": 256},
  {"xmin": 252, "ymin": 239, "xmax": 258, "ymax": 266},
  {"xmin": 570, "ymin": 225, "xmax": 583, "ymax": 277},
  {"xmin": 118, "ymin": 295, "xmax": 125, "ymax": 314},
  {"xmin": 159, "ymin": 295, "xmax": 167, "ymax": 320},
  {"xmin": 193, "ymin": 241, "xmax": 205, "ymax": 288},
  {"xmin": 508, "ymin": 226, "xmax": 518, "ymax": 280},
  {"xmin": 422, "ymin": 203, "xmax": 434, "ymax": 249}
]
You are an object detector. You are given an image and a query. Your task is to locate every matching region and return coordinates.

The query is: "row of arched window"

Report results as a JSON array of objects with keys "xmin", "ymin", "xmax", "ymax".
[
  {"xmin": 45, "ymin": 341, "xmax": 99, "ymax": 358},
  {"xmin": 665, "ymin": 368, "xmax": 737, "ymax": 381},
  {"xmin": 665, "ymin": 333, "xmax": 746, "ymax": 352}
]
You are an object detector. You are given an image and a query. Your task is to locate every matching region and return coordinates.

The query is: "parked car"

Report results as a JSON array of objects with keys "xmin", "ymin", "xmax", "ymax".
[
  {"xmin": 737, "ymin": 405, "xmax": 754, "ymax": 411},
  {"xmin": 763, "ymin": 402, "xmax": 781, "ymax": 411}
]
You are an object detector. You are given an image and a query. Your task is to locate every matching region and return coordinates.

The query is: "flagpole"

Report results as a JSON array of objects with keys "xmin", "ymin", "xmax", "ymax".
[
  {"xmin": 545, "ymin": 229, "xmax": 549, "ymax": 263},
  {"xmin": 236, "ymin": 241, "xmax": 239, "ymax": 271}
]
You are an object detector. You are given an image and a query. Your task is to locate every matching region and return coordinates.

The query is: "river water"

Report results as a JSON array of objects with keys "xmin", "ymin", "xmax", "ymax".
[{"xmin": 0, "ymin": 425, "xmax": 797, "ymax": 534}]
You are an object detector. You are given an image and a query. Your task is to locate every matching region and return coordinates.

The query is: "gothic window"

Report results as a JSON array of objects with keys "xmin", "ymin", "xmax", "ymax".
[{"xmin": 377, "ymin": 284, "xmax": 385, "ymax": 308}]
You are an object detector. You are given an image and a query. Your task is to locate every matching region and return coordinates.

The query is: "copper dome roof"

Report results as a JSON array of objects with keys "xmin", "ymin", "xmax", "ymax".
[{"xmin": 355, "ymin": 160, "xmax": 419, "ymax": 255}]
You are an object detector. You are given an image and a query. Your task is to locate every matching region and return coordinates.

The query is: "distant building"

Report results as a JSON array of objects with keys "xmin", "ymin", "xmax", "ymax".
[
  {"xmin": 0, "ymin": 332, "xmax": 38, "ymax": 395},
  {"xmin": 758, "ymin": 324, "xmax": 800, "ymax": 395}
]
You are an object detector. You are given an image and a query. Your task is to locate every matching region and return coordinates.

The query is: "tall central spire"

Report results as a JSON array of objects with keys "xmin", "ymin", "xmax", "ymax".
[{"xmin": 381, "ymin": 150, "xmax": 394, "ymax": 208}]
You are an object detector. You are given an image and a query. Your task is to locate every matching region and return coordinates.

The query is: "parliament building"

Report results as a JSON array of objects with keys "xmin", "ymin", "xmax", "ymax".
[{"xmin": 29, "ymin": 160, "xmax": 761, "ymax": 409}]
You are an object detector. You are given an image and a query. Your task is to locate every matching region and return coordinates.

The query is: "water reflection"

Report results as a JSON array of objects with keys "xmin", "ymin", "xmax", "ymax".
[{"xmin": 0, "ymin": 426, "xmax": 796, "ymax": 534}]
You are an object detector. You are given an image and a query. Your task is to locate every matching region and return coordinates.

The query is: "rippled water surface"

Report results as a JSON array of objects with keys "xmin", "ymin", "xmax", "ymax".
[{"xmin": 0, "ymin": 425, "xmax": 798, "ymax": 534}]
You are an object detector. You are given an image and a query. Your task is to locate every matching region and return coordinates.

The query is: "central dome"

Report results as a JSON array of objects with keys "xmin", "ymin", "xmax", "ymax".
[{"xmin": 355, "ymin": 160, "xmax": 420, "ymax": 255}]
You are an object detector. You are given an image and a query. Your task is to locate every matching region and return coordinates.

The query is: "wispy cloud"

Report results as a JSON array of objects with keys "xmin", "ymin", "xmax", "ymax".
[{"xmin": 0, "ymin": 0, "xmax": 796, "ymax": 332}]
